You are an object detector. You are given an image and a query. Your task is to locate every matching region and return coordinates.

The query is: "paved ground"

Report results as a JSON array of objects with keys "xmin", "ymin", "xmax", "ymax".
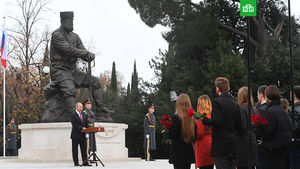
[{"xmin": 0, "ymin": 159, "xmax": 196, "ymax": 169}]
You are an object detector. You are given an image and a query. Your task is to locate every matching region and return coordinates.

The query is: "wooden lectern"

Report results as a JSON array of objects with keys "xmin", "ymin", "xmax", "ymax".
[
  {"xmin": 81, "ymin": 127, "xmax": 104, "ymax": 133},
  {"xmin": 81, "ymin": 127, "xmax": 105, "ymax": 167}
]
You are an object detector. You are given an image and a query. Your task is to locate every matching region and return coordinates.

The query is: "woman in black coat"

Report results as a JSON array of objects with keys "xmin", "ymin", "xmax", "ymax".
[
  {"xmin": 169, "ymin": 94, "xmax": 196, "ymax": 169},
  {"xmin": 236, "ymin": 87, "xmax": 257, "ymax": 169},
  {"xmin": 260, "ymin": 85, "xmax": 292, "ymax": 169}
]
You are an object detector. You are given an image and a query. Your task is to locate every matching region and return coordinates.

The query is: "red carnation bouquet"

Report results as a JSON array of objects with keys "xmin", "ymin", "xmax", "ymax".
[
  {"xmin": 251, "ymin": 114, "xmax": 267, "ymax": 129},
  {"xmin": 160, "ymin": 115, "xmax": 173, "ymax": 130},
  {"xmin": 160, "ymin": 115, "xmax": 173, "ymax": 144},
  {"xmin": 187, "ymin": 108, "xmax": 207, "ymax": 119},
  {"xmin": 187, "ymin": 108, "xmax": 210, "ymax": 133}
]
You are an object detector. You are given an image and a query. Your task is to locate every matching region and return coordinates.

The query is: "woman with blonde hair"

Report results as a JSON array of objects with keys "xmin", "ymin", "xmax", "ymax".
[
  {"xmin": 169, "ymin": 94, "xmax": 196, "ymax": 169},
  {"xmin": 195, "ymin": 95, "xmax": 214, "ymax": 169},
  {"xmin": 236, "ymin": 87, "xmax": 257, "ymax": 169}
]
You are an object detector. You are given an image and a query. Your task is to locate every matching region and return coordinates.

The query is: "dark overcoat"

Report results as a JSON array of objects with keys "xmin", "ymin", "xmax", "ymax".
[
  {"xmin": 236, "ymin": 106, "xmax": 257, "ymax": 167},
  {"xmin": 202, "ymin": 93, "xmax": 244, "ymax": 157},
  {"xmin": 84, "ymin": 109, "xmax": 96, "ymax": 152},
  {"xmin": 260, "ymin": 99, "xmax": 292, "ymax": 149},
  {"xmin": 143, "ymin": 112, "xmax": 156, "ymax": 150},
  {"xmin": 6, "ymin": 122, "xmax": 17, "ymax": 150},
  {"xmin": 168, "ymin": 114, "xmax": 196, "ymax": 165}
]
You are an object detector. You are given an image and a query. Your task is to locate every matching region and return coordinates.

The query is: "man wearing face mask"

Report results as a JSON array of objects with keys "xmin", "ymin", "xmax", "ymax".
[{"xmin": 44, "ymin": 11, "xmax": 113, "ymax": 122}]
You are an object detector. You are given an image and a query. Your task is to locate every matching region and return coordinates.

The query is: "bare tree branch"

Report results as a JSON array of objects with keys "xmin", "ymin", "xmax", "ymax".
[
  {"xmin": 274, "ymin": 21, "xmax": 284, "ymax": 39},
  {"xmin": 219, "ymin": 23, "xmax": 260, "ymax": 46},
  {"xmin": 7, "ymin": 34, "xmax": 26, "ymax": 62},
  {"xmin": 6, "ymin": 28, "xmax": 24, "ymax": 36},
  {"xmin": 263, "ymin": 16, "xmax": 274, "ymax": 32},
  {"xmin": 7, "ymin": 16, "xmax": 26, "ymax": 35}
]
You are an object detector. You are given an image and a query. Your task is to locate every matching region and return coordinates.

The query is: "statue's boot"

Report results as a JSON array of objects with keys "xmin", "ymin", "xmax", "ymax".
[
  {"xmin": 92, "ymin": 89, "xmax": 114, "ymax": 122},
  {"xmin": 65, "ymin": 96, "xmax": 75, "ymax": 114},
  {"xmin": 44, "ymin": 82, "xmax": 58, "ymax": 99}
]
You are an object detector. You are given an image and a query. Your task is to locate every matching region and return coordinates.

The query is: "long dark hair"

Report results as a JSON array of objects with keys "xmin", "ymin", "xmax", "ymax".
[{"xmin": 175, "ymin": 94, "xmax": 195, "ymax": 143}]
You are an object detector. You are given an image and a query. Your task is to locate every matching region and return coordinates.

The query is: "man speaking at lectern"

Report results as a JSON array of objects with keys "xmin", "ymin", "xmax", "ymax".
[{"xmin": 70, "ymin": 102, "xmax": 91, "ymax": 166}]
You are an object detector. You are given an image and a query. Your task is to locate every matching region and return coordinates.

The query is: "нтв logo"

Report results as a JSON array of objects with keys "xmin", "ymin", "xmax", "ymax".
[{"xmin": 240, "ymin": 0, "xmax": 257, "ymax": 16}]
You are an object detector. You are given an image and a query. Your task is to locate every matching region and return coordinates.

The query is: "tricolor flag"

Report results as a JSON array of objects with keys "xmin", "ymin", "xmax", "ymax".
[{"xmin": 0, "ymin": 27, "xmax": 7, "ymax": 69}]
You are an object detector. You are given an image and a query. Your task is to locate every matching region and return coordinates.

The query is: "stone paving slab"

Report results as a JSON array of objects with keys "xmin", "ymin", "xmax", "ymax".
[{"xmin": 0, "ymin": 159, "xmax": 197, "ymax": 169}]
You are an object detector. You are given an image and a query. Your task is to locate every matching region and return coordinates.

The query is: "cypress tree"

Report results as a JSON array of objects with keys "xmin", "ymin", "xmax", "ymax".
[
  {"xmin": 111, "ymin": 61, "xmax": 117, "ymax": 94},
  {"xmin": 131, "ymin": 60, "xmax": 139, "ymax": 100},
  {"xmin": 126, "ymin": 83, "xmax": 131, "ymax": 96}
]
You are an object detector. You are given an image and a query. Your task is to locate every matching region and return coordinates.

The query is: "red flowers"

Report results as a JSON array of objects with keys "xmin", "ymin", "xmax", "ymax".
[
  {"xmin": 187, "ymin": 108, "xmax": 195, "ymax": 118},
  {"xmin": 160, "ymin": 115, "xmax": 173, "ymax": 130},
  {"xmin": 187, "ymin": 108, "xmax": 207, "ymax": 119},
  {"xmin": 261, "ymin": 117, "xmax": 267, "ymax": 125},
  {"xmin": 251, "ymin": 114, "xmax": 267, "ymax": 126}
]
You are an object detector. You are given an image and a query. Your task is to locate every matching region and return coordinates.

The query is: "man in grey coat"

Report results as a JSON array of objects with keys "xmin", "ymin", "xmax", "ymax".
[
  {"xmin": 6, "ymin": 117, "xmax": 17, "ymax": 156},
  {"xmin": 144, "ymin": 104, "xmax": 156, "ymax": 161}
]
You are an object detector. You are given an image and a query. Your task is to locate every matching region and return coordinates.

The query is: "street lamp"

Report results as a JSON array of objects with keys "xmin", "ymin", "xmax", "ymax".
[
  {"xmin": 43, "ymin": 66, "xmax": 50, "ymax": 75},
  {"xmin": 170, "ymin": 91, "xmax": 178, "ymax": 102}
]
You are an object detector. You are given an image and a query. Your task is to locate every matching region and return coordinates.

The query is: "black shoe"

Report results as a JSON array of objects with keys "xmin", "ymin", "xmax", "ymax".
[
  {"xmin": 150, "ymin": 157, "xmax": 155, "ymax": 161},
  {"xmin": 74, "ymin": 163, "xmax": 80, "ymax": 166},
  {"xmin": 82, "ymin": 163, "xmax": 92, "ymax": 166}
]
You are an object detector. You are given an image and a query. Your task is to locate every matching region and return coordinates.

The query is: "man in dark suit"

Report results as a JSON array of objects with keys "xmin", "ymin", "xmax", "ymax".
[
  {"xmin": 202, "ymin": 77, "xmax": 244, "ymax": 169},
  {"xmin": 70, "ymin": 102, "xmax": 91, "ymax": 166}
]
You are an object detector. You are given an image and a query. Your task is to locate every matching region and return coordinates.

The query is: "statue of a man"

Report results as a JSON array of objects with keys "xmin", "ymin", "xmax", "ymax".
[{"xmin": 43, "ymin": 11, "xmax": 113, "ymax": 122}]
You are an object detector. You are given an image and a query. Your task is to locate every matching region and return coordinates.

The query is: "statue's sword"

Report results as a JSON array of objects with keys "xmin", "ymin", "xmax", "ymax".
[{"xmin": 88, "ymin": 61, "xmax": 93, "ymax": 100}]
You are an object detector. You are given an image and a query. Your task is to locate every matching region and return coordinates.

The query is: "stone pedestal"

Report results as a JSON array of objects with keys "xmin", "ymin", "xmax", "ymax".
[{"xmin": 18, "ymin": 122, "xmax": 130, "ymax": 162}]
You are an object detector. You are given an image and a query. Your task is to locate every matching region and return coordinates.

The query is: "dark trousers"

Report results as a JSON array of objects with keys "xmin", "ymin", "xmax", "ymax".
[
  {"xmin": 173, "ymin": 163, "xmax": 191, "ymax": 169},
  {"xmin": 214, "ymin": 155, "xmax": 236, "ymax": 169},
  {"xmin": 6, "ymin": 149, "xmax": 17, "ymax": 156},
  {"xmin": 264, "ymin": 147, "xmax": 289, "ymax": 169},
  {"xmin": 89, "ymin": 133, "xmax": 96, "ymax": 153},
  {"xmin": 199, "ymin": 165, "xmax": 214, "ymax": 169},
  {"xmin": 257, "ymin": 143, "xmax": 265, "ymax": 169},
  {"xmin": 72, "ymin": 139, "xmax": 87, "ymax": 165},
  {"xmin": 237, "ymin": 167, "xmax": 255, "ymax": 169},
  {"xmin": 290, "ymin": 149, "xmax": 300, "ymax": 169}
]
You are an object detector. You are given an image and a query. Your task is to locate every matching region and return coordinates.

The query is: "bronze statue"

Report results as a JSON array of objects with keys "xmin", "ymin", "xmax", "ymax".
[{"xmin": 42, "ymin": 11, "xmax": 113, "ymax": 122}]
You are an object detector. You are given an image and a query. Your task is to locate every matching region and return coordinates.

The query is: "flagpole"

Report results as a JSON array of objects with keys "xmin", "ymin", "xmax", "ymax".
[
  {"xmin": 2, "ymin": 16, "xmax": 6, "ymax": 157},
  {"xmin": 2, "ymin": 67, "xmax": 5, "ymax": 157}
]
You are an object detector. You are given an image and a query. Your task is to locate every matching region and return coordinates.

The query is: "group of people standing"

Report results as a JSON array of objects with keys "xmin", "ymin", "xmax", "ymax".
[{"xmin": 159, "ymin": 77, "xmax": 296, "ymax": 169}]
